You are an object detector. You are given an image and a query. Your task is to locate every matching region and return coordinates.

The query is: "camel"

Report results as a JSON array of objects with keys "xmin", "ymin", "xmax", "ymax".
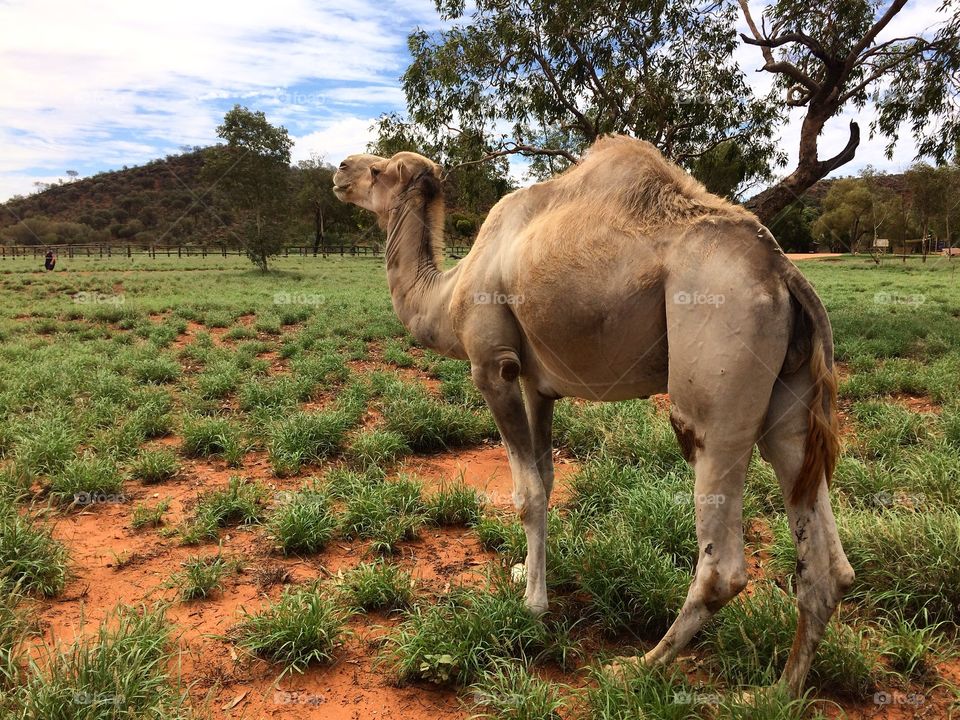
[{"xmin": 332, "ymin": 136, "xmax": 854, "ymax": 696}]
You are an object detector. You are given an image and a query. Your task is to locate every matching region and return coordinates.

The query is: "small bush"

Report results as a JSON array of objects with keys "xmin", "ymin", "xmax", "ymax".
[
  {"xmin": 180, "ymin": 477, "xmax": 267, "ymax": 545},
  {"xmin": 130, "ymin": 449, "xmax": 179, "ymax": 483},
  {"xmin": 233, "ymin": 583, "xmax": 350, "ymax": 673},
  {"xmin": 269, "ymin": 487, "xmax": 338, "ymax": 555},
  {"xmin": 0, "ymin": 510, "xmax": 69, "ymax": 596},
  {"xmin": 339, "ymin": 560, "xmax": 412, "ymax": 612}
]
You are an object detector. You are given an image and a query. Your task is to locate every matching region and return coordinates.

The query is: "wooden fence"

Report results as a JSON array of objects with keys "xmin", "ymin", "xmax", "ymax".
[{"xmin": 0, "ymin": 244, "xmax": 474, "ymax": 260}]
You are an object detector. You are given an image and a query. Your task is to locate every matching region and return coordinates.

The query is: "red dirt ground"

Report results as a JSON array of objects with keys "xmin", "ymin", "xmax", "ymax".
[{"xmin": 22, "ymin": 343, "xmax": 957, "ymax": 719}]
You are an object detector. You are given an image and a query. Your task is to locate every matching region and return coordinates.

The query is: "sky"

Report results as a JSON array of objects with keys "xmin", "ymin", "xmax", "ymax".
[{"xmin": 0, "ymin": 0, "xmax": 949, "ymax": 202}]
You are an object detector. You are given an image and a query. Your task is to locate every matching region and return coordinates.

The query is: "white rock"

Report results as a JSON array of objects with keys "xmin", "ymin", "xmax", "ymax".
[{"xmin": 510, "ymin": 563, "xmax": 526, "ymax": 584}]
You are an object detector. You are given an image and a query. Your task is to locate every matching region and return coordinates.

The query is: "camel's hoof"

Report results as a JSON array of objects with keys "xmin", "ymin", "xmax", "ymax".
[
  {"xmin": 524, "ymin": 599, "xmax": 548, "ymax": 617},
  {"xmin": 602, "ymin": 655, "xmax": 643, "ymax": 681}
]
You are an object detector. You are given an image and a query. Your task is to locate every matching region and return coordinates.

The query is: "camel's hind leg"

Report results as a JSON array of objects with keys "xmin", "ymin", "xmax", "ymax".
[
  {"xmin": 640, "ymin": 411, "xmax": 757, "ymax": 667},
  {"xmin": 757, "ymin": 369, "xmax": 855, "ymax": 696},
  {"xmin": 642, "ymin": 360, "xmax": 782, "ymax": 665},
  {"xmin": 638, "ymin": 269, "xmax": 795, "ymax": 669}
]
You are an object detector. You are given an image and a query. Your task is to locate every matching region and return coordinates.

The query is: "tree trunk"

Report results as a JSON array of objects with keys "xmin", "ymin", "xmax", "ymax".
[{"xmin": 745, "ymin": 121, "xmax": 860, "ymax": 226}]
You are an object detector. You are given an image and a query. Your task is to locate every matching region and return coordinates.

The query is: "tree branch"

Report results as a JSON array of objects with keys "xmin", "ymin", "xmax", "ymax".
[{"xmin": 441, "ymin": 142, "xmax": 579, "ymax": 179}]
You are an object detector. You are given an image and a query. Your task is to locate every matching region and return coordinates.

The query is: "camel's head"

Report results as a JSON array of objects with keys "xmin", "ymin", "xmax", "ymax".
[
  {"xmin": 332, "ymin": 153, "xmax": 384, "ymax": 210},
  {"xmin": 333, "ymin": 151, "xmax": 441, "ymax": 216}
]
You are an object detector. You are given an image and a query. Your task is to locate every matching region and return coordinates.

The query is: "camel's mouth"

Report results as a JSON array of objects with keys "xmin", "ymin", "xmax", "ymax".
[{"xmin": 332, "ymin": 183, "xmax": 351, "ymax": 197}]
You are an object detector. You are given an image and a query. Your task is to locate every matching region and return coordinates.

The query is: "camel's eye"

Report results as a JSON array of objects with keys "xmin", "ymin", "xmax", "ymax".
[{"xmin": 370, "ymin": 166, "xmax": 382, "ymax": 178}]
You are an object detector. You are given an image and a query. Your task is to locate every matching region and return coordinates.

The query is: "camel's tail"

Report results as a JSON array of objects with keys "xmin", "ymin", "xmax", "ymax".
[{"xmin": 770, "ymin": 232, "xmax": 840, "ymax": 507}]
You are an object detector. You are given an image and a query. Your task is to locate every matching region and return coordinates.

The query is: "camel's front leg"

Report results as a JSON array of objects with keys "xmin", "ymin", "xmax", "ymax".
[
  {"xmin": 522, "ymin": 379, "xmax": 556, "ymax": 503},
  {"xmin": 473, "ymin": 360, "xmax": 549, "ymax": 614}
]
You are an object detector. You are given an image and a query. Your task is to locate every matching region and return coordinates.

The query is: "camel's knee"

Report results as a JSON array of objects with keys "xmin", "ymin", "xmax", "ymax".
[
  {"xmin": 693, "ymin": 559, "xmax": 748, "ymax": 613},
  {"xmin": 514, "ymin": 488, "xmax": 546, "ymax": 522}
]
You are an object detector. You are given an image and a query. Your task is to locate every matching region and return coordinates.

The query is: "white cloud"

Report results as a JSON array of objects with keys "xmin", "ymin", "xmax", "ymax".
[
  {"xmin": 291, "ymin": 117, "xmax": 379, "ymax": 165},
  {"xmin": 0, "ymin": 0, "xmax": 425, "ymax": 199}
]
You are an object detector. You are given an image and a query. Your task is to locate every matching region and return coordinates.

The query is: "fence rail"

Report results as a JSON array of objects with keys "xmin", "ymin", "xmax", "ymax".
[{"xmin": 0, "ymin": 244, "xmax": 474, "ymax": 260}]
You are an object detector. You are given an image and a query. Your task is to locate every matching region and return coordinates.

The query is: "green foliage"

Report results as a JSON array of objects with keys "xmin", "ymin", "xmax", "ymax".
[
  {"xmin": 0, "ymin": 510, "xmax": 69, "ymax": 597},
  {"xmin": 341, "ymin": 476, "xmax": 426, "ymax": 553},
  {"xmin": 131, "ymin": 500, "xmax": 169, "ymax": 530},
  {"xmin": 770, "ymin": 509, "xmax": 960, "ymax": 623},
  {"xmin": 346, "ymin": 429, "xmax": 410, "ymax": 471},
  {"xmin": 469, "ymin": 661, "xmax": 565, "ymax": 720},
  {"xmin": 172, "ymin": 554, "xmax": 231, "ymax": 601},
  {"xmin": 129, "ymin": 449, "xmax": 180, "ymax": 484},
  {"xmin": 267, "ymin": 411, "xmax": 351, "ymax": 476},
  {"xmin": 338, "ymin": 561, "xmax": 413, "ymax": 612},
  {"xmin": 203, "ymin": 105, "xmax": 293, "ymax": 272},
  {"xmin": 400, "ymin": 0, "xmax": 779, "ymax": 196},
  {"xmin": 381, "ymin": 585, "xmax": 552, "ymax": 685},
  {"xmin": 233, "ymin": 583, "xmax": 350, "ymax": 673},
  {"xmin": 180, "ymin": 416, "xmax": 245, "ymax": 466},
  {"xmin": 13, "ymin": 604, "xmax": 189, "ymax": 719},
  {"xmin": 180, "ymin": 477, "xmax": 267, "ymax": 545},
  {"xmin": 48, "ymin": 454, "xmax": 124, "ymax": 506},
  {"xmin": 424, "ymin": 479, "xmax": 485, "ymax": 526},
  {"xmin": 268, "ymin": 486, "xmax": 338, "ymax": 555}
]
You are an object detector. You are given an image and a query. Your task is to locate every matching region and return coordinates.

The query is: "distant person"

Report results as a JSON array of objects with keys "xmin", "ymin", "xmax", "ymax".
[{"xmin": 44, "ymin": 250, "xmax": 57, "ymax": 271}]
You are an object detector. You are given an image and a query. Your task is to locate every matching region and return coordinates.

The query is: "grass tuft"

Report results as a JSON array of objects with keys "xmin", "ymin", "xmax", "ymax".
[{"xmin": 233, "ymin": 582, "xmax": 350, "ymax": 673}]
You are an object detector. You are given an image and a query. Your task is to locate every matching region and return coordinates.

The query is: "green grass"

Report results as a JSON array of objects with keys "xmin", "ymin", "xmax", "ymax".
[
  {"xmin": 338, "ymin": 560, "xmax": 413, "ymax": 612},
  {"xmin": 425, "ymin": 479, "xmax": 485, "ymax": 526},
  {"xmin": 268, "ymin": 485, "xmax": 338, "ymax": 554},
  {"xmin": 346, "ymin": 428, "xmax": 410, "ymax": 471},
  {"xmin": 10, "ymin": 604, "xmax": 190, "ymax": 719},
  {"xmin": 769, "ymin": 509, "xmax": 960, "ymax": 622},
  {"xmin": 180, "ymin": 476, "xmax": 267, "ymax": 545},
  {"xmin": 129, "ymin": 448, "xmax": 180, "ymax": 483},
  {"xmin": 171, "ymin": 553, "xmax": 231, "ymax": 600},
  {"xmin": 267, "ymin": 410, "xmax": 351, "ymax": 476},
  {"xmin": 48, "ymin": 454, "xmax": 124, "ymax": 506},
  {"xmin": 379, "ymin": 377, "xmax": 496, "ymax": 451},
  {"xmin": 233, "ymin": 582, "xmax": 350, "ymax": 673},
  {"xmin": 180, "ymin": 415, "xmax": 246, "ymax": 466},
  {"xmin": 0, "ymin": 510, "xmax": 70, "ymax": 596},
  {"xmin": 131, "ymin": 499, "xmax": 170, "ymax": 530},
  {"xmin": 469, "ymin": 661, "xmax": 565, "ymax": 720},
  {"xmin": 340, "ymin": 476, "xmax": 426, "ymax": 553},
  {"xmin": 700, "ymin": 582, "xmax": 876, "ymax": 695},
  {"xmin": 381, "ymin": 584, "xmax": 553, "ymax": 685},
  {"xmin": 3, "ymin": 253, "xmax": 960, "ymax": 715}
]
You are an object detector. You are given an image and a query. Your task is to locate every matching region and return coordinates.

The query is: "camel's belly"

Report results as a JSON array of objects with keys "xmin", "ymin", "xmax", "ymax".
[{"xmin": 513, "ymin": 286, "xmax": 669, "ymax": 401}]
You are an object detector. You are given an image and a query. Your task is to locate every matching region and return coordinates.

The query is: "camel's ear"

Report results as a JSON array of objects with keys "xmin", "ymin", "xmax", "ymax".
[{"xmin": 395, "ymin": 157, "xmax": 410, "ymax": 185}]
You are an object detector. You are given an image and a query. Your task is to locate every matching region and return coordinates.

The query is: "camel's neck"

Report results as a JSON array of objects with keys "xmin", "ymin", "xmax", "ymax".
[{"xmin": 383, "ymin": 192, "xmax": 464, "ymax": 358}]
